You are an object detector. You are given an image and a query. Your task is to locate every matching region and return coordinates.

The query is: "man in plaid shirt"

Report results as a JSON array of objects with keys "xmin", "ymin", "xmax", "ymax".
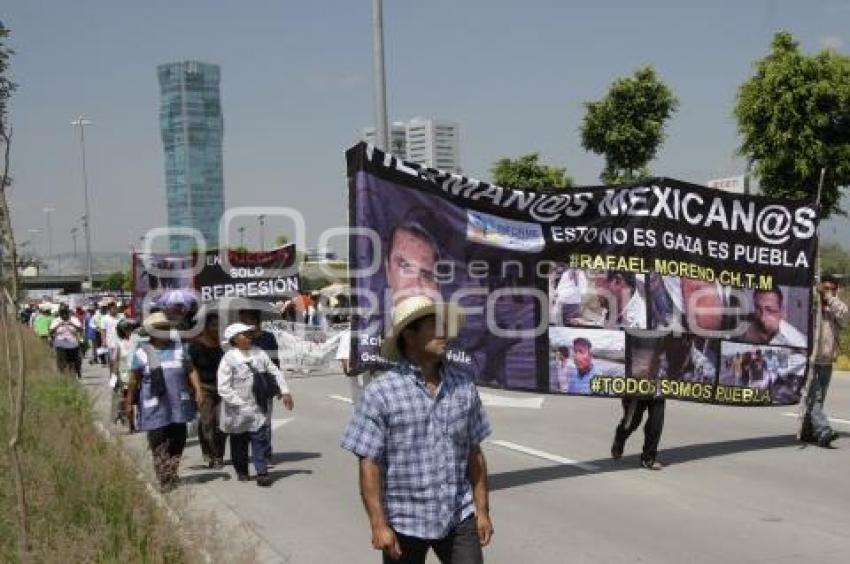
[{"xmin": 341, "ymin": 296, "xmax": 493, "ymax": 563}]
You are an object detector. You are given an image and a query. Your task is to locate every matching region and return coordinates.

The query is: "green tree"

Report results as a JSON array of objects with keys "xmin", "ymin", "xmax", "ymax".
[
  {"xmin": 820, "ymin": 242, "xmax": 850, "ymax": 277},
  {"xmin": 101, "ymin": 270, "xmax": 129, "ymax": 291},
  {"xmin": 490, "ymin": 153, "xmax": 572, "ymax": 190},
  {"xmin": 735, "ymin": 32, "xmax": 850, "ymax": 218},
  {"xmin": 300, "ymin": 275, "xmax": 331, "ymax": 293},
  {"xmin": 580, "ymin": 65, "xmax": 679, "ymax": 185},
  {"xmin": 274, "ymin": 234, "xmax": 289, "ymax": 247}
]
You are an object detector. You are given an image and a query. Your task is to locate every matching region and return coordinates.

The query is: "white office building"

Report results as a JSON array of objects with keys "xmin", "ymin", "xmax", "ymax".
[
  {"xmin": 405, "ymin": 118, "xmax": 461, "ymax": 173},
  {"xmin": 362, "ymin": 117, "xmax": 461, "ymax": 173},
  {"xmin": 363, "ymin": 121, "xmax": 407, "ymax": 159}
]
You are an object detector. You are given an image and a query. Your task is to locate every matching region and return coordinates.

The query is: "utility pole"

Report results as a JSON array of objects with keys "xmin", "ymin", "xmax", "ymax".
[
  {"xmin": 372, "ymin": 0, "xmax": 389, "ymax": 150},
  {"xmin": 71, "ymin": 115, "xmax": 94, "ymax": 290},
  {"xmin": 71, "ymin": 227, "xmax": 79, "ymax": 257}
]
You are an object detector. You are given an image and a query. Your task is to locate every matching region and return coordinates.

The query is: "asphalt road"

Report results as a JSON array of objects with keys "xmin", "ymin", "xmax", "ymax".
[{"xmin": 82, "ymin": 365, "xmax": 850, "ymax": 564}]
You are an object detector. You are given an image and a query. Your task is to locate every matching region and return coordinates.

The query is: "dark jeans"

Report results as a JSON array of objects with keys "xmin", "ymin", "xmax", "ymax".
[
  {"xmin": 614, "ymin": 397, "xmax": 665, "ymax": 461},
  {"xmin": 147, "ymin": 423, "xmax": 188, "ymax": 487},
  {"xmin": 263, "ymin": 398, "xmax": 273, "ymax": 459},
  {"xmin": 384, "ymin": 515, "xmax": 483, "ymax": 564},
  {"xmin": 802, "ymin": 364, "xmax": 834, "ymax": 440},
  {"xmin": 55, "ymin": 346, "xmax": 81, "ymax": 376},
  {"xmin": 261, "ymin": 418, "xmax": 272, "ymax": 459},
  {"xmin": 230, "ymin": 429, "xmax": 270, "ymax": 477},
  {"xmin": 198, "ymin": 388, "xmax": 227, "ymax": 462}
]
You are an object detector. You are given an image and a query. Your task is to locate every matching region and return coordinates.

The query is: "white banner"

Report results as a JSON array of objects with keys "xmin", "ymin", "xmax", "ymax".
[{"xmin": 263, "ymin": 321, "xmax": 348, "ymax": 375}]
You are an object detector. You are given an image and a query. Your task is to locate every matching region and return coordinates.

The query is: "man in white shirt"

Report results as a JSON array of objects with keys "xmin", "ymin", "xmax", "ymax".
[
  {"xmin": 553, "ymin": 268, "xmax": 587, "ymax": 324},
  {"xmin": 606, "ymin": 271, "xmax": 647, "ymax": 329},
  {"xmin": 100, "ymin": 300, "xmax": 123, "ymax": 372},
  {"xmin": 744, "ymin": 288, "xmax": 806, "ymax": 348}
]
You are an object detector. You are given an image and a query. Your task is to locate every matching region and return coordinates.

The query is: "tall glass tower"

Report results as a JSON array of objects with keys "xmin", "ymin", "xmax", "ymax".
[{"xmin": 158, "ymin": 61, "xmax": 224, "ymax": 253}]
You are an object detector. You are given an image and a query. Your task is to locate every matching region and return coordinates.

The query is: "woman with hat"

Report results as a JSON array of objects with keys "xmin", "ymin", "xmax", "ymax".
[
  {"xmin": 125, "ymin": 312, "xmax": 200, "ymax": 492},
  {"xmin": 218, "ymin": 322, "xmax": 294, "ymax": 487}
]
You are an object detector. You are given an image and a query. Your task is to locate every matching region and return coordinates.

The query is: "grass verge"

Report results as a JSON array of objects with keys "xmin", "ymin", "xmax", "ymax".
[{"xmin": 0, "ymin": 328, "xmax": 193, "ymax": 563}]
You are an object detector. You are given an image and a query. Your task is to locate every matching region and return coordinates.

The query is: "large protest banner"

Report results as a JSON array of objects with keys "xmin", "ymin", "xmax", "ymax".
[
  {"xmin": 347, "ymin": 142, "xmax": 819, "ymax": 406},
  {"xmin": 132, "ymin": 245, "xmax": 299, "ymax": 312},
  {"xmin": 195, "ymin": 244, "xmax": 299, "ymax": 303}
]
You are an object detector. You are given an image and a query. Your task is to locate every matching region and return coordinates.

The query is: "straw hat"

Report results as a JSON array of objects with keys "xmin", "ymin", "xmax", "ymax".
[
  {"xmin": 142, "ymin": 311, "xmax": 173, "ymax": 334},
  {"xmin": 380, "ymin": 296, "xmax": 464, "ymax": 362}
]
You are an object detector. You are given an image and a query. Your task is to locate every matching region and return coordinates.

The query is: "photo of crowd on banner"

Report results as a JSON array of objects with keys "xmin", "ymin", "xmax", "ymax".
[{"xmin": 546, "ymin": 264, "xmax": 810, "ymax": 404}]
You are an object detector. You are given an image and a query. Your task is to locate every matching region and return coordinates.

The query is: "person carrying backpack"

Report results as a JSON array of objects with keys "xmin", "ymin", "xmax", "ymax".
[
  {"xmin": 218, "ymin": 322, "xmax": 293, "ymax": 487},
  {"xmin": 125, "ymin": 312, "xmax": 199, "ymax": 492},
  {"xmin": 49, "ymin": 304, "xmax": 82, "ymax": 378}
]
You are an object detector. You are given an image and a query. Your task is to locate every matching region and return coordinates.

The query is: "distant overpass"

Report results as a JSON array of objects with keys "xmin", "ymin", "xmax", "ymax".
[
  {"xmin": 20, "ymin": 273, "xmax": 111, "ymax": 294},
  {"xmin": 17, "ymin": 259, "xmax": 348, "ymax": 295}
]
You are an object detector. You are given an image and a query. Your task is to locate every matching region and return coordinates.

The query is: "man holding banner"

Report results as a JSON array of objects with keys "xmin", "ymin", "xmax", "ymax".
[{"xmin": 801, "ymin": 275, "xmax": 847, "ymax": 447}]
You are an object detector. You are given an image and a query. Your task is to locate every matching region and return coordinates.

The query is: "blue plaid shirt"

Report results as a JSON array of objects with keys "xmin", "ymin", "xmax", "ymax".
[{"xmin": 340, "ymin": 360, "xmax": 491, "ymax": 540}]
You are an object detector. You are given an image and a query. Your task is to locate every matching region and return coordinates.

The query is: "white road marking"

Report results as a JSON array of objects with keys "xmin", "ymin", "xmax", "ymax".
[
  {"xmin": 331, "ymin": 392, "xmax": 543, "ymax": 409},
  {"xmin": 479, "ymin": 392, "xmax": 544, "ymax": 409},
  {"xmin": 329, "ymin": 394, "xmax": 354, "ymax": 404},
  {"xmin": 486, "ymin": 439, "xmax": 599, "ymax": 471},
  {"xmin": 782, "ymin": 412, "xmax": 850, "ymax": 426},
  {"xmin": 272, "ymin": 417, "xmax": 294, "ymax": 430}
]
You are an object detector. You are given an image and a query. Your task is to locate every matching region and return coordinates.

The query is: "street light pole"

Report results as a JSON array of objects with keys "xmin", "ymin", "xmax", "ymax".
[
  {"xmin": 71, "ymin": 227, "xmax": 79, "ymax": 257},
  {"xmin": 258, "ymin": 214, "xmax": 266, "ymax": 252},
  {"xmin": 27, "ymin": 228, "xmax": 40, "ymax": 257},
  {"xmin": 43, "ymin": 207, "xmax": 54, "ymax": 270},
  {"xmin": 372, "ymin": 0, "xmax": 389, "ymax": 151},
  {"xmin": 238, "ymin": 226, "xmax": 246, "ymax": 249},
  {"xmin": 71, "ymin": 115, "xmax": 94, "ymax": 290},
  {"xmin": 743, "ymin": 158, "xmax": 753, "ymax": 196}
]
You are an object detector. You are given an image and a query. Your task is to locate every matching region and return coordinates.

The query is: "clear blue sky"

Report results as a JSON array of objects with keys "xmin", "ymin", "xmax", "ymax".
[{"xmin": 3, "ymin": 0, "xmax": 849, "ymax": 255}]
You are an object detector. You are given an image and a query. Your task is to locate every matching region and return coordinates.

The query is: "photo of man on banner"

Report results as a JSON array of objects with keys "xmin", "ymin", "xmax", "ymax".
[{"xmin": 351, "ymin": 171, "xmax": 539, "ymax": 389}]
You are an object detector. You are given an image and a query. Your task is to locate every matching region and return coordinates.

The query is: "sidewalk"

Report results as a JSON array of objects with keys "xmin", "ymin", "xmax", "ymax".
[{"xmin": 78, "ymin": 360, "xmax": 292, "ymax": 564}]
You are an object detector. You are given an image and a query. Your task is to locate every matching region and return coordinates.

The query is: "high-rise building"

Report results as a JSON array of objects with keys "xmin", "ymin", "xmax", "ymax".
[
  {"xmin": 363, "ymin": 121, "xmax": 407, "ymax": 158},
  {"xmin": 405, "ymin": 117, "xmax": 461, "ymax": 173},
  {"xmin": 361, "ymin": 117, "xmax": 461, "ymax": 173},
  {"xmin": 158, "ymin": 61, "xmax": 225, "ymax": 253}
]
